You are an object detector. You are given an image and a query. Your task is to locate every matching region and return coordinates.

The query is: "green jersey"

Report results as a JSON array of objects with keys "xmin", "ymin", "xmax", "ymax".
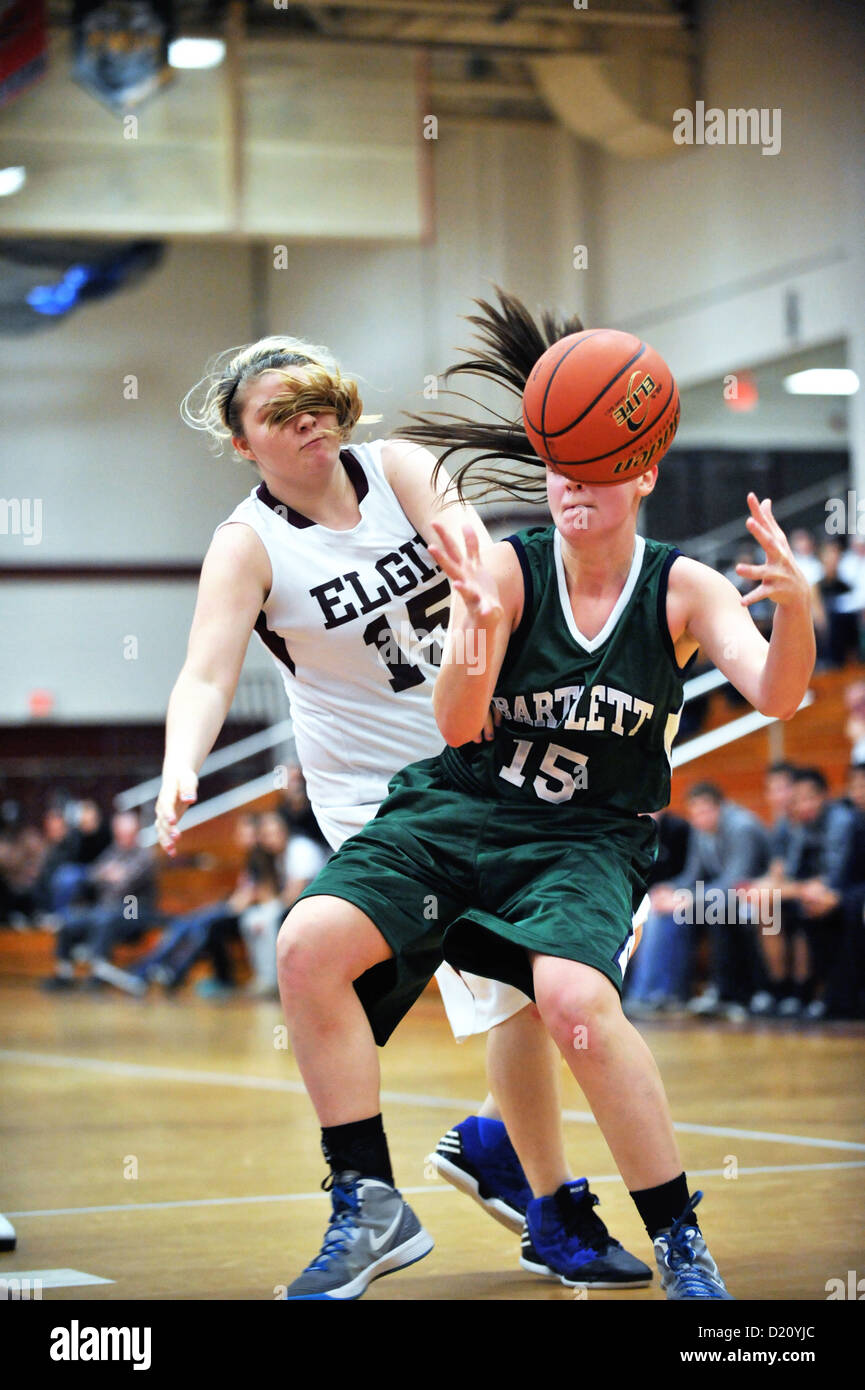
[{"xmin": 441, "ymin": 525, "xmax": 694, "ymax": 817}]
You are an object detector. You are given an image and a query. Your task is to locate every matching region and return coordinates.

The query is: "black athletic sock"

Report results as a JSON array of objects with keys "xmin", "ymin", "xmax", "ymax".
[
  {"xmin": 797, "ymin": 977, "xmax": 815, "ymax": 1005},
  {"xmin": 630, "ymin": 1172, "xmax": 693, "ymax": 1239},
  {"xmin": 321, "ymin": 1115, "xmax": 394, "ymax": 1186}
]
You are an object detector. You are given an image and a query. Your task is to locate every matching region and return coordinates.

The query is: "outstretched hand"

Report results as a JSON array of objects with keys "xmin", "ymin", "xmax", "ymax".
[
  {"xmin": 428, "ymin": 522, "xmax": 504, "ymax": 623},
  {"xmin": 735, "ymin": 494, "xmax": 811, "ymax": 610},
  {"xmin": 154, "ymin": 769, "xmax": 199, "ymax": 856}
]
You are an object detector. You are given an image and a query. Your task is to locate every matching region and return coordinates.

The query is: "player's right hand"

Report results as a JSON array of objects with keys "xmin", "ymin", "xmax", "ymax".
[
  {"xmin": 428, "ymin": 522, "xmax": 504, "ymax": 625},
  {"xmin": 155, "ymin": 769, "xmax": 198, "ymax": 856}
]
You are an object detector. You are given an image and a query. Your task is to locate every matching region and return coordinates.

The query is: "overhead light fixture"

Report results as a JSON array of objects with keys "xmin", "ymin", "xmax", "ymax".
[
  {"xmin": 0, "ymin": 166, "xmax": 26, "ymax": 197},
  {"xmin": 783, "ymin": 368, "xmax": 859, "ymax": 396},
  {"xmin": 168, "ymin": 37, "xmax": 226, "ymax": 70}
]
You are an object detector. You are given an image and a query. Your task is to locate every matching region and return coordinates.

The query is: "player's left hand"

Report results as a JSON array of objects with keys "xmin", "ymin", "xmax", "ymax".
[{"xmin": 735, "ymin": 494, "xmax": 812, "ymax": 609}]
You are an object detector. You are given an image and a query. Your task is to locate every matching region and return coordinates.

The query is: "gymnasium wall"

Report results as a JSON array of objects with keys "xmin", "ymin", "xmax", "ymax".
[
  {"xmin": 591, "ymin": 0, "xmax": 863, "ymax": 389},
  {"xmin": 3, "ymin": 0, "xmax": 863, "ymax": 728},
  {"xmin": 0, "ymin": 121, "xmax": 590, "ymax": 724}
]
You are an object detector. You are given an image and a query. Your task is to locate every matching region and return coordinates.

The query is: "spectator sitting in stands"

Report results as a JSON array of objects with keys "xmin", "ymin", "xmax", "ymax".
[
  {"xmin": 129, "ymin": 813, "xmax": 264, "ymax": 994},
  {"xmin": 32, "ymin": 805, "xmax": 77, "ymax": 919},
  {"xmin": 789, "ymin": 528, "xmax": 826, "ymax": 642},
  {"xmin": 33, "ymin": 799, "xmax": 111, "ymax": 921},
  {"xmin": 625, "ymin": 783, "xmax": 770, "ymax": 1019},
  {"xmin": 790, "ymin": 528, "xmax": 824, "ymax": 587},
  {"xmin": 0, "ymin": 801, "xmax": 45, "ymax": 927},
  {"xmin": 837, "ymin": 535, "xmax": 865, "ymax": 659},
  {"xmin": 844, "ymin": 679, "xmax": 865, "ymax": 765},
  {"xmin": 276, "ymin": 766, "xmax": 330, "ymax": 849},
  {"xmin": 821, "ymin": 762, "xmax": 865, "ymax": 1020},
  {"xmin": 764, "ymin": 761, "xmax": 798, "ymax": 862},
  {"xmin": 645, "ymin": 807, "xmax": 691, "ymax": 890},
  {"xmin": 724, "ymin": 544, "xmax": 773, "ymax": 635},
  {"xmin": 238, "ymin": 820, "xmax": 286, "ymax": 1000},
  {"xmin": 814, "ymin": 540, "xmax": 857, "ymax": 668},
  {"xmin": 237, "ymin": 803, "xmax": 331, "ymax": 1000},
  {"xmin": 746, "ymin": 767, "xmax": 856, "ymax": 1020},
  {"xmin": 41, "ymin": 809, "xmax": 155, "ymax": 994},
  {"xmin": 275, "ymin": 768, "xmax": 331, "ymax": 898}
]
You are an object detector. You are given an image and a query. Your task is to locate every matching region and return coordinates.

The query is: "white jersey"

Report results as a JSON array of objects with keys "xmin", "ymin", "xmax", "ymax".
[{"xmin": 216, "ymin": 440, "xmax": 448, "ymax": 812}]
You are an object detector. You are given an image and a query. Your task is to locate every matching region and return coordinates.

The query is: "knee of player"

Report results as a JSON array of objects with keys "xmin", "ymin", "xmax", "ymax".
[
  {"xmin": 535, "ymin": 970, "xmax": 618, "ymax": 1053},
  {"xmin": 276, "ymin": 911, "xmax": 322, "ymax": 998}
]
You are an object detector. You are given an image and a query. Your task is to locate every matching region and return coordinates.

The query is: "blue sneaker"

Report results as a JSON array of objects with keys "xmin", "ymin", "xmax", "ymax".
[
  {"xmin": 653, "ymin": 1191, "xmax": 734, "ymax": 1299},
  {"xmin": 427, "ymin": 1117, "xmax": 532, "ymax": 1233},
  {"xmin": 284, "ymin": 1172, "xmax": 434, "ymax": 1301},
  {"xmin": 522, "ymin": 1179, "xmax": 653, "ymax": 1288}
]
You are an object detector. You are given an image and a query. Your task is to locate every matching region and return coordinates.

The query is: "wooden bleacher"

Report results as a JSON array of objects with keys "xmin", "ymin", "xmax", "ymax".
[
  {"xmin": 0, "ymin": 792, "xmax": 283, "ymax": 982},
  {"xmin": 668, "ymin": 662, "xmax": 862, "ymax": 817}
]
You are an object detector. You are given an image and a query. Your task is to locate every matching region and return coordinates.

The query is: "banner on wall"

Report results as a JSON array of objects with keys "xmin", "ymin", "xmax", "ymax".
[
  {"xmin": 0, "ymin": 1, "xmax": 48, "ymax": 110},
  {"xmin": 72, "ymin": 0, "xmax": 175, "ymax": 113}
]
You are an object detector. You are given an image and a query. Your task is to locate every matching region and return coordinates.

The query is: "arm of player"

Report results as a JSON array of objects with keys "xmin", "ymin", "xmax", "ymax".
[
  {"xmin": 380, "ymin": 437, "xmax": 493, "ymax": 551},
  {"xmin": 427, "ymin": 525, "xmax": 522, "ymax": 746},
  {"xmin": 155, "ymin": 524, "xmax": 271, "ymax": 856},
  {"xmin": 668, "ymin": 494, "xmax": 815, "ymax": 721},
  {"xmin": 382, "ymin": 437, "xmax": 501, "ymax": 741}
]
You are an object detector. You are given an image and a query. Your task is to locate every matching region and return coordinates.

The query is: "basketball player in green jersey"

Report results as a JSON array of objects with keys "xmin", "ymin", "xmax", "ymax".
[{"xmin": 276, "ymin": 295, "xmax": 815, "ymax": 1299}]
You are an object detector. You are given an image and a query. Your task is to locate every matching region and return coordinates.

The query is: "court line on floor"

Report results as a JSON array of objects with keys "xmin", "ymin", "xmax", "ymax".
[
  {"xmin": 2, "ymin": 1046, "xmax": 864, "ymax": 1153},
  {"xmin": 0, "ymin": 1268, "xmax": 113, "ymax": 1288},
  {"xmin": 7, "ymin": 1161, "xmax": 865, "ymax": 1221}
]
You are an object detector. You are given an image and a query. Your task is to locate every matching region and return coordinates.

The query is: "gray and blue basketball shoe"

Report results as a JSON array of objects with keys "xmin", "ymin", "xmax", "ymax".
[
  {"xmin": 653, "ymin": 1191, "xmax": 734, "ymax": 1299},
  {"xmin": 284, "ymin": 1172, "xmax": 434, "ymax": 1301}
]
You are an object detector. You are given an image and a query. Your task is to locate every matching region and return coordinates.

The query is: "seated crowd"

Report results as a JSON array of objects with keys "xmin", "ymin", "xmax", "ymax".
[
  {"xmin": 0, "ymin": 770, "xmax": 330, "ymax": 1000},
  {"xmin": 3, "ymin": 754, "xmax": 863, "ymax": 1021},
  {"xmin": 625, "ymin": 760, "xmax": 865, "ymax": 1022}
]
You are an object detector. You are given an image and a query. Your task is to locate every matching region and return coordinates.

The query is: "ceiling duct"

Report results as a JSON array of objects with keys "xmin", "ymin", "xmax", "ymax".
[{"xmin": 529, "ymin": 44, "xmax": 694, "ymax": 159}]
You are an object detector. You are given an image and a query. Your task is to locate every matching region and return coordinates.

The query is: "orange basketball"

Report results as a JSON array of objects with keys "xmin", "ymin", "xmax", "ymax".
[{"xmin": 522, "ymin": 328, "xmax": 680, "ymax": 484}]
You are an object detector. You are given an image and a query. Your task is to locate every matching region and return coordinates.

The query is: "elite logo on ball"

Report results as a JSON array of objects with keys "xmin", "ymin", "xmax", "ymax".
[{"xmin": 611, "ymin": 373, "xmax": 659, "ymax": 432}]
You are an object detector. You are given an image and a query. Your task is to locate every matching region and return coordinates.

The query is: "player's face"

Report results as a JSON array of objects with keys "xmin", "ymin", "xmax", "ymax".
[
  {"xmin": 233, "ymin": 369, "xmax": 342, "ymax": 479},
  {"xmin": 545, "ymin": 464, "xmax": 657, "ymax": 543}
]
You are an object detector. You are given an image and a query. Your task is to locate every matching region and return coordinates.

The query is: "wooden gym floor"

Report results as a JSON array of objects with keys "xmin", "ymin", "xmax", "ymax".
[{"xmin": 1, "ymin": 976, "xmax": 863, "ymax": 1302}]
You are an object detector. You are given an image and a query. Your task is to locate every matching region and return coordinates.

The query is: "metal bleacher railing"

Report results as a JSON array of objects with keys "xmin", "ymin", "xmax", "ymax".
[
  {"xmin": 124, "ymin": 719, "xmax": 297, "ymax": 849},
  {"xmin": 678, "ymin": 470, "xmax": 848, "ymax": 570}
]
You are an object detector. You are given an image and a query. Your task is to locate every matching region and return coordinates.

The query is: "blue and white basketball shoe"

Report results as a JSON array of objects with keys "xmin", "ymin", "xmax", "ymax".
[{"xmin": 427, "ymin": 1116, "xmax": 532, "ymax": 1232}]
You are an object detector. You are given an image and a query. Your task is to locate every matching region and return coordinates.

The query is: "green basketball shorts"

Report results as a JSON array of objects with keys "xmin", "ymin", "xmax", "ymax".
[{"xmin": 297, "ymin": 755, "xmax": 657, "ymax": 1043}]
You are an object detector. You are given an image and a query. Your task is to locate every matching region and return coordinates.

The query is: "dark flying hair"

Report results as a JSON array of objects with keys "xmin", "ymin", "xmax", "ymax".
[{"xmin": 398, "ymin": 286, "xmax": 584, "ymax": 501}]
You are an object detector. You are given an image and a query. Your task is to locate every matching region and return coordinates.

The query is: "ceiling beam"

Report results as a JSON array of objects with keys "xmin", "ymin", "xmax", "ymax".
[{"xmin": 275, "ymin": 1, "xmax": 684, "ymax": 26}]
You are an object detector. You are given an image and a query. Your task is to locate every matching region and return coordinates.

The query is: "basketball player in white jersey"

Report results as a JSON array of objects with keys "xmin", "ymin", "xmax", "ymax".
[{"xmin": 155, "ymin": 336, "xmax": 651, "ymax": 1297}]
